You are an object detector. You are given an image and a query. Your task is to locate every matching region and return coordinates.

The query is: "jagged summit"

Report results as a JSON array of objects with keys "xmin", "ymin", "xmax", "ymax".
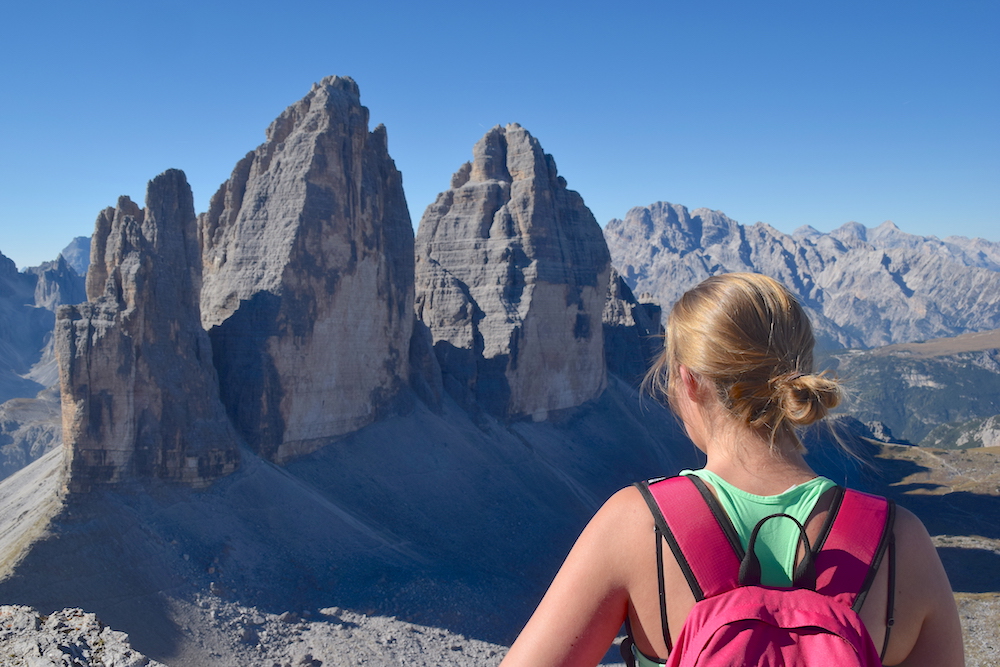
[
  {"xmin": 606, "ymin": 201, "xmax": 1000, "ymax": 348},
  {"xmin": 58, "ymin": 236, "xmax": 92, "ymax": 276},
  {"xmin": 199, "ymin": 76, "xmax": 414, "ymax": 462},
  {"xmin": 57, "ymin": 170, "xmax": 239, "ymax": 491},
  {"xmin": 830, "ymin": 220, "xmax": 868, "ymax": 243},
  {"xmin": 415, "ymin": 123, "xmax": 611, "ymax": 420}
]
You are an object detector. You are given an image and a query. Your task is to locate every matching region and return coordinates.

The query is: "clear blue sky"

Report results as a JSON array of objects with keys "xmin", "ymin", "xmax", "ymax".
[{"xmin": 1, "ymin": 0, "xmax": 997, "ymax": 269}]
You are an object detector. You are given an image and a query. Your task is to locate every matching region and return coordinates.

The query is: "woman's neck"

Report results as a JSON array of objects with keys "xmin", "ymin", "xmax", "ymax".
[
  {"xmin": 700, "ymin": 423, "xmax": 818, "ymax": 496},
  {"xmin": 679, "ymin": 379, "xmax": 819, "ymax": 495}
]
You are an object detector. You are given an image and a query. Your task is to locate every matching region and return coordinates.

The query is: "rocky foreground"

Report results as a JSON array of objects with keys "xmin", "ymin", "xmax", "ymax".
[
  {"xmin": 1, "ymin": 602, "xmax": 510, "ymax": 667},
  {"xmin": 4, "ymin": 594, "xmax": 997, "ymax": 667},
  {"xmin": 0, "ymin": 606, "xmax": 166, "ymax": 667}
]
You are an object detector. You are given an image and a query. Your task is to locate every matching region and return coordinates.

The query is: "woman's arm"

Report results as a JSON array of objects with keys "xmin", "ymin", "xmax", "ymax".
[
  {"xmin": 884, "ymin": 506, "xmax": 965, "ymax": 666},
  {"xmin": 500, "ymin": 487, "xmax": 647, "ymax": 667}
]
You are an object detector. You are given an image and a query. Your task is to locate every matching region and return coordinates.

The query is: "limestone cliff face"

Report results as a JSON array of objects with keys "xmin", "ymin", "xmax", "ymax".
[
  {"xmin": 199, "ymin": 76, "xmax": 414, "ymax": 461},
  {"xmin": 415, "ymin": 124, "xmax": 611, "ymax": 419},
  {"xmin": 56, "ymin": 170, "xmax": 239, "ymax": 491},
  {"xmin": 603, "ymin": 268, "xmax": 662, "ymax": 384},
  {"xmin": 605, "ymin": 204, "xmax": 1000, "ymax": 349}
]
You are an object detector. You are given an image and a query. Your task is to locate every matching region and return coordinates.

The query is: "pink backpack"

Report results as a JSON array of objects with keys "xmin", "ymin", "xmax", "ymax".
[{"xmin": 626, "ymin": 475, "xmax": 896, "ymax": 667}]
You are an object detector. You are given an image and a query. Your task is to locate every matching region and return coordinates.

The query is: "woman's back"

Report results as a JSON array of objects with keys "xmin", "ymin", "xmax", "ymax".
[
  {"xmin": 614, "ymin": 477, "xmax": 961, "ymax": 666},
  {"xmin": 499, "ymin": 274, "xmax": 963, "ymax": 667}
]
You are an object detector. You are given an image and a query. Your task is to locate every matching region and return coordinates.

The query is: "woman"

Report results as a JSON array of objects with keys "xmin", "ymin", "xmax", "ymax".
[{"xmin": 500, "ymin": 273, "xmax": 963, "ymax": 666}]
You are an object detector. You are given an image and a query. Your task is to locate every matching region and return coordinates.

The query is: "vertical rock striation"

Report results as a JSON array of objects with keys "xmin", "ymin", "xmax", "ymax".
[
  {"xmin": 199, "ymin": 76, "xmax": 414, "ymax": 462},
  {"xmin": 56, "ymin": 170, "xmax": 239, "ymax": 491},
  {"xmin": 415, "ymin": 124, "xmax": 611, "ymax": 419}
]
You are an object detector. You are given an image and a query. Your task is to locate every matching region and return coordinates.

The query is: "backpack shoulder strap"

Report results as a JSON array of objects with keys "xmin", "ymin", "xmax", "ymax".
[
  {"xmin": 814, "ymin": 487, "xmax": 896, "ymax": 612},
  {"xmin": 635, "ymin": 476, "xmax": 742, "ymax": 600}
]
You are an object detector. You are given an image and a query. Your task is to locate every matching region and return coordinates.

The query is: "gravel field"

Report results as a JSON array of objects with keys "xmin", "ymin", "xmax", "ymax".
[
  {"xmin": 957, "ymin": 594, "xmax": 1000, "ymax": 667},
  {"xmin": 3, "ymin": 591, "xmax": 994, "ymax": 667},
  {"xmin": 1, "ymin": 439, "xmax": 997, "ymax": 666}
]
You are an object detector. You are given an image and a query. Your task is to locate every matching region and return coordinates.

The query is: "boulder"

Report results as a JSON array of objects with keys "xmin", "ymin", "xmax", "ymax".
[{"xmin": 0, "ymin": 606, "xmax": 168, "ymax": 667}]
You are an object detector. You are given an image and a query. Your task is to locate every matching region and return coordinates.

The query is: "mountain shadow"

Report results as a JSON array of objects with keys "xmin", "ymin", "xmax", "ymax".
[{"xmin": 0, "ymin": 379, "xmax": 700, "ymax": 665}]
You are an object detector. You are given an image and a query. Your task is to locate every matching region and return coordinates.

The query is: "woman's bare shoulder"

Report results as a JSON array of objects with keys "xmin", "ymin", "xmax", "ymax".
[
  {"xmin": 584, "ymin": 486, "xmax": 654, "ymax": 549},
  {"xmin": 893, "ymin": 505, "xmax": 941, "ymax": 567},
  {"xmin": 602, "ymin": 484, "xmax": 649, "ymax": 515},
  {"xmin": 886, "ymin": 504, "xmax": 965, "ymax": 666},
  {"xmin": 891, "ymin": 504, "xmax": 953, "ymax": 610}
]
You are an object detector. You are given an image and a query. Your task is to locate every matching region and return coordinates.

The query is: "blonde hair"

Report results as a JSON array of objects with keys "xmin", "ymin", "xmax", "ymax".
[{"xmin": 645, "ymin": 273, "xmax": 841, "ymax": 448}]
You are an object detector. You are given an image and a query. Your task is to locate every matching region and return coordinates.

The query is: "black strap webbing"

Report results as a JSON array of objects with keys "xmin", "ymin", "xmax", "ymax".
[
  {"xmin": 655, "ymin": 526, "xmax": 672, "ymax": 653},
  {"xmin": 881, "ymin": 530, "xmax": 897, "ymax": 661},
  {"xmin": 620, "ymin": 617, "xmax": 637, "ymax": 667},
  {"xmin": 634, "ymin": 480, "xmax": 676, "ymax": 654}
]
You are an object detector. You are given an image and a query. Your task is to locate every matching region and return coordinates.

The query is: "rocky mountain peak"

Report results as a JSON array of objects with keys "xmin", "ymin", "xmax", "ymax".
[
  {"xmin": 415, "ymin": 123, "xmax": 611, "ymax": 419},
  {"xmin": 56, "ymin": 170, "xmax": 239, "ymax": 491},
  {"xmin": 793, "ymin": 225, "xmax": 823, "ymax": 239},
  {"xmin": 58, "ymin": 236, "xmax": 92, "ymax": 276},
  {"xmin": 265, "ymin": 76, "xmax": 363, "ymax": 148},
  {"xmin": 199, "ymin": 77, "xmax": 414, "ymax": 462},
  {"xmin": 876, "ymin": 220, "xmax": 901, "ymax": 232},
  {"xmin": 603, "ymin": 268, "xmax": 662, "ymax": 384},
  {"xmin": 0, "ymin": 253, "xmax": 18, "ymax": 280},
  {"xmin": 85, "ymin": 196, "xmax": 143, "ymax": 302},
  {"xmin": 830, "ymin": 220, "xmax": 869, "ymax": 244}
]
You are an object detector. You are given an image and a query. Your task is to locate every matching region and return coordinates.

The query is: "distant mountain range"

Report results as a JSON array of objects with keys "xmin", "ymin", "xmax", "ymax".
[{"xmin": 605, "ymin": 203, "xmax": 1000, "ymax": 349}]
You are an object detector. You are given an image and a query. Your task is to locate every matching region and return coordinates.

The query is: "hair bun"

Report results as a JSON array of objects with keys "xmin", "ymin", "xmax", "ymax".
[{"xmin": 776, "ymin": 372, "xmax": 842, "ymax": 427}]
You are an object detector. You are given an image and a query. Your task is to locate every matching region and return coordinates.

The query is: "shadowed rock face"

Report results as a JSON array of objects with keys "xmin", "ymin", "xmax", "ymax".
[
  {"xmin": 415, "ymin": 124, "xmax": 611, "ymax": 420},
  {"xmin": 0, "ymin": 253, "xmax": 56, "ymax": 404},
  {"xmin": 603, "ymin": 268, "xmax": 662, "ymax": 385},
  {"xmin": 198, "ymin": 76, "xmax": 414, "ymax": 462},
  {"xmin": 56, "ymin": 170, "xmax": 239, "ymax": 491}
]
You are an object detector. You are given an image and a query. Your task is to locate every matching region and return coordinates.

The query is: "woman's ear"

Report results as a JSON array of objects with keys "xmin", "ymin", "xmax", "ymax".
[{"xmin": 677, "ymin": 365, "xmax": 703, "ymax": 403}]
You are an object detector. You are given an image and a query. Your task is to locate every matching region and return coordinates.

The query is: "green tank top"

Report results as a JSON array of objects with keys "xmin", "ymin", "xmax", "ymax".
[{"xmin": 631, "ymin": 470, "xmax": 836, "ymax": 667}]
